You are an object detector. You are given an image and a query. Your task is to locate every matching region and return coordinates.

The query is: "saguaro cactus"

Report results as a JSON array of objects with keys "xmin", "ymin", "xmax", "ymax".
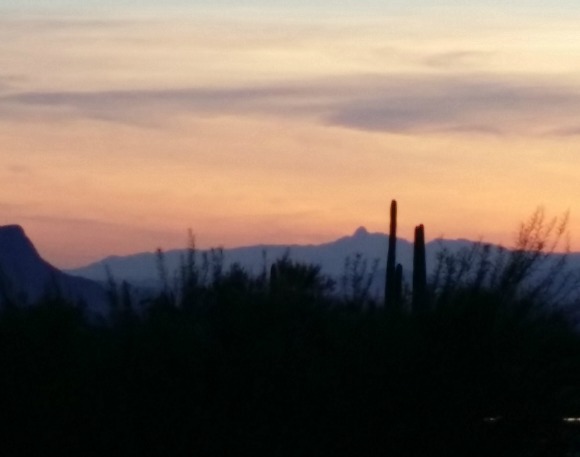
[
  {"xmin": 385, "ymin": 200, "xmax": 398, "ymax": 308},
  {"xmin": 412, "ymin": 224, "xmax": 427, "ymax": 311},
  {"xmin": 395, "ymin": 263, "xmax": 403, "ymax": 305}
]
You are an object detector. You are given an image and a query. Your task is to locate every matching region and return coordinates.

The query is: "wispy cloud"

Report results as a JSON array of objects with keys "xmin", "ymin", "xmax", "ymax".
[
  {"xmin": 422, "ymin": 51, "xmax": 495, "ymax": 70},
  {"xmin": 0, "ymin": 85, "xmax": 331, "ymax": 127},
  {"xmin": 324, "ymin": 76, "xmax": 580, "ymax": 136},
  {"xmin": 0, "ymin": 74, "xmax": 26, "ymax": 94},
  {"xmin": 4, "ymin": 74, "xmax": 580, "ymax": 136}
]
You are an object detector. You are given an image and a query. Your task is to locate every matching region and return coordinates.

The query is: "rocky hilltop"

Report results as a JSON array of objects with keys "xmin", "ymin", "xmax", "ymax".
[{"xmin": 0, "ymin": 225, "xmax": 107, "ymax": 315}]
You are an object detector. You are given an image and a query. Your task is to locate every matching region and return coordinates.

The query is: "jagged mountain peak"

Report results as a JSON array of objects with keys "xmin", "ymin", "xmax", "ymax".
[
  {"xmin": 353, "ymin": 226, "xmax": 369, "ymax": 237},
  {"xmin": 0, "ymin": 224, "xmax": 25, "ymax": 235},
  {"xmin": 0, "ymin": 224, "xmax": 36, "ymax": 248},
  {"xmin": 0, "ymin": 224, "xmax": 43, "ymax": 267},
  {"xmin": 0, "ymin": 224, "xmax": 107, "ymax": 314}
]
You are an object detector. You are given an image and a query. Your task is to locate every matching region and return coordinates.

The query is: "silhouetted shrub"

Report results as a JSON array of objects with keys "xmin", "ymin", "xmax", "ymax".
[{"xmin": 2, "ymin": 210, "xmax": 580, "ymax": 455}]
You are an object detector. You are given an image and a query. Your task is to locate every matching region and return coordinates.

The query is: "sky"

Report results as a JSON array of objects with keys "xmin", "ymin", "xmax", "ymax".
[{"xmin": 2, "ymin": 1, "xmax": 580, "ymax": 268}]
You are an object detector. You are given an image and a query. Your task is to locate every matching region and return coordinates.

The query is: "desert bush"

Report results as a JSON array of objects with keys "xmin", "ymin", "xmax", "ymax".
[
  {"xmin": 430, "ymin": 208, "xmax": 580, "ymax": 311},
  {"xmin": 2, "ymin": 210, "xmax": 580, "ymax": 455}
]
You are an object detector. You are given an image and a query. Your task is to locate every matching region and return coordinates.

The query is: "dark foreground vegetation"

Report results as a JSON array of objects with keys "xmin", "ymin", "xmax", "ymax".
[{"xmin": 2, "ymin": 208, "xmax": 580, "ymax": 456}]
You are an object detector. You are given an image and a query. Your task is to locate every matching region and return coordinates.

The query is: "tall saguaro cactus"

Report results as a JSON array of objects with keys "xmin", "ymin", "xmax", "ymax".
[
  {"xmin": 385, "ymin": 200, "xmax": 398, "ymax": 308},
  {"xmin": 412, "ymin": 224, "xmax": 428, "ymax": 311},
  {"xmin": 394, "ymin": 263, "xmax": 403, "ymax": 305}
]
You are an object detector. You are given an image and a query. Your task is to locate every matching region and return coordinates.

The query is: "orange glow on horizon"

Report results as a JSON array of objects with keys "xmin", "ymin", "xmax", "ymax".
[{"xmin": 2, "ymin": 11, "xmax": 580, "ymax": 268}]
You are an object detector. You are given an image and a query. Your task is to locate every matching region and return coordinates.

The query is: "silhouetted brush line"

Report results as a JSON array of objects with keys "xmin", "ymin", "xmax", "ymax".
[
  {"xmin": 178, "ymin": 229, "xmax": 199, "ymax": 307},
  {"xmin": 3, "ymin": 206, "xmax": 573, "ymax": 455},
  {"xmin": 1, "ymin": 230, "xmax": 580, "ymax": 455},
  {"xmin": 429, "ymin": 208, "xmax": 579, "ymax": 311},
  {"xmin": 269, "ymin": 255, "xmax": 335, "ymax": 302},
  {"xmin": 340, "ymin": 253, "xmax": 380, "ymax": 308}
]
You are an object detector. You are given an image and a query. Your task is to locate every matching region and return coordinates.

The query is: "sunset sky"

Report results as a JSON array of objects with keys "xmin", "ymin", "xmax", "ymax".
[{"xmin": 2, "ymin": 1, "xmax": 580, "ymax": 268}]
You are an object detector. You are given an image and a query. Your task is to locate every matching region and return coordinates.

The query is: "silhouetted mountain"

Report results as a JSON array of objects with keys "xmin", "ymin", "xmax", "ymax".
[
  {"xmin": 69, "ymin": 226, "xmax": 548, "ymax": 295},
  {"xmin": 0, "ymin": 225, "xmax": 107, "ymax": 314},
  {"xmin": 3, "ymin": 224, "xmax": 580, "ymax": 456}
]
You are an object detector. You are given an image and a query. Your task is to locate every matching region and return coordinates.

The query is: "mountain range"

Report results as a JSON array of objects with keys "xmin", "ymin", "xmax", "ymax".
[
  {"xmin": 1, "ymin": 224, "xmax": 579, "ymax": 312},
  {"xmin": 68, "ymin": 226, "xmax": 579, "ymax": 296}
]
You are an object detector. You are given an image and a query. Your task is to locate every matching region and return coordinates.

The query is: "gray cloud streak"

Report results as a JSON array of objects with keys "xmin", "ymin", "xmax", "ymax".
[
  {"xmin": 3, "ymin": 74, "xmax": 580, "ymax": 136},
  {"xmin": 0, "ymin": 74, "xmax": 27, "ymax": 95},
  {"xmin": 422, "ymin": 51, "xmax": 494, "ymax": 69}
]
